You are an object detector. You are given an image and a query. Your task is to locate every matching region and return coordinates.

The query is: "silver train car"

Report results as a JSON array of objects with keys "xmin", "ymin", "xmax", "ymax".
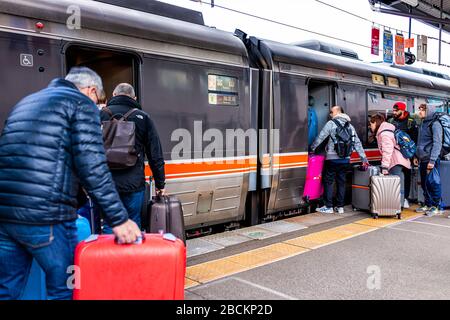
[{"xmin": 0, "ymin": 0, "xmax": 449, "ymax": 236}]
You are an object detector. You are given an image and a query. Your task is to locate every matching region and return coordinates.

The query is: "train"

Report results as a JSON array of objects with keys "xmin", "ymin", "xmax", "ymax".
[{"xmin": 1, "ymin": 0, "xmax": 449, "ymax": 237}]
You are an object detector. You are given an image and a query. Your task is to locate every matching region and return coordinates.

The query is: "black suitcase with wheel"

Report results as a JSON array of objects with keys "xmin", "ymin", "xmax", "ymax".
[
  {"xmin": 352, "ymin": 165, "xmax": 380, "ymax": 211},
  {"xmin": 140, "ymin": 180, "xmax": 152, "ymax": 231},
  {"xmin": 148, "ymin": 195, "xmax": 186, "ymax": 244},
  {"xmin": 441, "ymin": 160, "xmax": 450, "ymax": 209}
]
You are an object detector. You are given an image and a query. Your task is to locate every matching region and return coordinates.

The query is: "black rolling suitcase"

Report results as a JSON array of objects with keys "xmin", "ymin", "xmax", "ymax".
[
  {"xmin": 148, "ymin": 195, "xmax": 186, "ymax": 244},
  {"xmin": 441, "ymin": 160, "xmax": 450, "ymax": 208},
  {"xmin": 352, "ymin": 165, "xmax": 380, "ymax": 211},
  {"xmin": 140, "ymin": 180, "xmax": 152, "ymax": 231}
]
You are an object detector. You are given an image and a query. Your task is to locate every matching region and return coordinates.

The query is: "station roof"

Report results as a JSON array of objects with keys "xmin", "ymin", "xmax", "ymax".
[{"xmin": 375, "ymin": 0, "xmax": 450, "ymax": 33}]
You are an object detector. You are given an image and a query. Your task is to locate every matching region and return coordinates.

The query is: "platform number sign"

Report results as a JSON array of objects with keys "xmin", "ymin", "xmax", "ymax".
[{"xmin": 20, "ymin": 54, "xmax": 34, "ymax": 67}]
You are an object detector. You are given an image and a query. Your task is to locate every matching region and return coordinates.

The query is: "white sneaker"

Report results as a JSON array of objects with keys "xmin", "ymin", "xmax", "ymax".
[
  {"xmin": 416, "ymin": 205, "xmax": 429, "ymax": 213},
  {"xmin": 335, "ymin": 207, "xmax": 345, "ymax": 214},
  {"xmin": 403, "ymin": 199, "xmax": 410, "ymax": 209},
  {"xmin": 316, "ymin": 206, "xmax": 333, "ymax": 214}
]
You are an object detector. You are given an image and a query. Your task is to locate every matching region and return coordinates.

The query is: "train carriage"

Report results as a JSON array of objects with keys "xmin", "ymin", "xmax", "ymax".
[
  {"xmin": 0, "ymin": 0, "xmax": 257, "ymax": 234},
  {"xmin": 240, "ymin": 34, "xmax": 450, "ymax": 219},
  {"xmin": 1, "ymin": 0, "xmax": 450, "ymax": 236}
]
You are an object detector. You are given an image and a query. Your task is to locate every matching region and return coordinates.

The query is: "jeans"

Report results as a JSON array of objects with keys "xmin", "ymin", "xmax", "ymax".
[
  {"xmin": 420, "ymin": 160, "xmax": 441, "ymax": 208},
  {"xmin": 389, "ymin": 165, "xmax": 405, "ymax": 205},
  {"xmin": 323, "ymin": 160, "xmax": 350, "ymax": 208},
  {"xmin": 103, "ymin": 190, "xmax": 145, "ymax": 234},
  {"xmin": 0, "ymin": 221, "xmax": 78, "ymax": 300}
]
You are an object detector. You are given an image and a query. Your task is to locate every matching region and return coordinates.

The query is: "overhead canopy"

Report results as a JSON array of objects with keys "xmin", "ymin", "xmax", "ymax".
[{"xmin": 373, "ymin": 0, "xmax": 450, "ymax": 32}]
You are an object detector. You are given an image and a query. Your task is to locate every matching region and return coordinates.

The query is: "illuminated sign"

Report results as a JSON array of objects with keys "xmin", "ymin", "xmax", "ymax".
[
  {"xmin": 208, "ymin": 74, "xmax": 239, "ymax": 106},
  {"xmin": 208, "ymin": 75, "xmax": 238, "ymax": 93},
  {"xmin": 372, "ymin": 74, "xmax": 385, "ymax": 85},
  {"xmin": 387, "ymin": 77, "xmax": 400, "ymax": 88},
  {"xmin": 208, "ymin": 93, "xmax": 238, "ymax": 106}
]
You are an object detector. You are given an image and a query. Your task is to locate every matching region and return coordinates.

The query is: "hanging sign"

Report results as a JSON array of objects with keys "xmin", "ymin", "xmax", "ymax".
[
  {"xmin": 383, "ymin": 29, "xmax": 393, "ymax": 64},
  {"xmin": 371, "ymin": 26, "xmax": 380, "ymax": 56},
  {"xmin": 395, "ymin": 33, "xmax": 405, "ymax": 65},
  {"xmin": 404, "ymin": 38, "xmax": 415, "ymax": 49},
  {"xmin": 417, "ymin": 35, "xmax": 428, "ymax": 62}
]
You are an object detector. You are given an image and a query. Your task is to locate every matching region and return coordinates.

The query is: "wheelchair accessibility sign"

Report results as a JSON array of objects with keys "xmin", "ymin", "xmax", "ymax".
[{"xmin": 20, "ymin": 54, "xmax": 33, "ymax": 67}]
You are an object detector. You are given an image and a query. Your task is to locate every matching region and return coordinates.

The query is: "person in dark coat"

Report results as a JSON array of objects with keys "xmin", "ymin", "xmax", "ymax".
[
  {"xmin": 100, "ymin": 83, "xmax": 165, "ymax": 233},
  {"xmin": 414, "ymin": 104, "xmax": 443, "ymax": 216},
  {"xmin": 0, "ymin": 67, "xmax": 141, "ymax": 300},
  {"xmin": 388, "ymin": 101, "xmax": 419, "ymax": 209}
]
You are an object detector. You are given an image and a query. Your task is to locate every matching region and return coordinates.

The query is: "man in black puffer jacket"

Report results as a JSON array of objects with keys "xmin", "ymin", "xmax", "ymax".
[
  {"xmin": 100, "ymin": 83, "xmax": 165, "ymax": 233},
  {"xmin": 0, "ymin": 67, "xmax": 141, "ymax": 300}
]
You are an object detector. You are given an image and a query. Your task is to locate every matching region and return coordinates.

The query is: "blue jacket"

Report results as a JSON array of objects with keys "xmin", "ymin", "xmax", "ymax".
[
  {"xmin": 416, "ymin": 113, "xmax": 443, "ymax": 164},
  {"xmin": 0, "ymin": 79, "xmax": 128, "ymax": 227}
]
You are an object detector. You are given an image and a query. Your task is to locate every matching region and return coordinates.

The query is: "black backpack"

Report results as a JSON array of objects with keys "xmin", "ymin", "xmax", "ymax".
[
  {"xmin": 331, "ymin": 119, "xmax": 355, "ymax": 158},
  {"xmin": 101, "ymin": 107, "xmax": 139, "ymax": 170}
]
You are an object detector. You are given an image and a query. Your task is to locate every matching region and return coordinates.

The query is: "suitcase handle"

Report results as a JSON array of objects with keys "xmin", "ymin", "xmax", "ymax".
[{"xmin": 115, "ymin": 232, "xmax": 146, "ymax": 245}]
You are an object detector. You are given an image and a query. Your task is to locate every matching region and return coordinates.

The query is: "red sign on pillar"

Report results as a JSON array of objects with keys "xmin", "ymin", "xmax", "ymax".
[
  {"xmin": 371, "ymin": 26, "xmax": 380, "ymax": 56},
  {"xmin": 395, "ymin": 34, "xmax": 405, "ymax": 65},
  {"xmin": 404, "ymin": 38, "xmax": 415, "ymax": 49}
]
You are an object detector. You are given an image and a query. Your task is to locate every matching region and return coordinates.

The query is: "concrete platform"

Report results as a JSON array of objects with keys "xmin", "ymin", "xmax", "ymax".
[{"xmin": 185, "ymin": 207, "xmax": 450, "ymax": 300}]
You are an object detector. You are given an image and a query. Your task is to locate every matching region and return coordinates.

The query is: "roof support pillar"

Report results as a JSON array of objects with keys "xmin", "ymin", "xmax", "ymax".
[{"xmin": 439, "ymin": 0, "xmax": 443, "ymax": 65}]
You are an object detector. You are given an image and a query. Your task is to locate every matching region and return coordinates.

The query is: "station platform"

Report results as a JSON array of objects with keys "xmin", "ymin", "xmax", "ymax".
[{"xmin": 184, "ymin": 206, "xmax": 450, "ymax": 300}]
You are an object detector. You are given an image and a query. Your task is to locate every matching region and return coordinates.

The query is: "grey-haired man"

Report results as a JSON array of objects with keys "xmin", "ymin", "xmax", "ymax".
[{"xmin": 0, "ymin": 67, "xmax": 140, "ymax": 300}]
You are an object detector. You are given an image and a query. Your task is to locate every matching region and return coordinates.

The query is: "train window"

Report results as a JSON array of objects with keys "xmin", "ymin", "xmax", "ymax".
[
  {"xmin": 308, "ymin": 80, "xmax": 335, "ymax": 146},
  {"xmin": 367, "ymin": 91, "xmax": 408, "ymax": 119},
  {"xmin": 208, "ymin": 74, "xmax": 239, "ymax": 106},
  {"xmin": 65, "ymin": 46, "xmax": 138, "ymax": 101},
  {"xmin": 413, "ymin": 97, "xmax": 446, "ymax": 114}
]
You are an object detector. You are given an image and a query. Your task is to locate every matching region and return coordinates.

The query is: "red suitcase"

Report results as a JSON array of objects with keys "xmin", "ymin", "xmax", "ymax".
[{"xmin": 73, "ymin": 234, "xmax": 186, "ymax": 300}]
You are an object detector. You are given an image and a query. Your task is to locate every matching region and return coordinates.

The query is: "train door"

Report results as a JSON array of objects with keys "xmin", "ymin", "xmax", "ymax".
[
  {"xmin": 266, "ymin": 73, "xmax": 309, "ymax": 215},
  {"xmin": 64, "ymin": 45, "xmax": 139, "ymax": 101},
  {"xmin": 0, "ymin": 32, "xmax": 63, "ymax": 133},
  {"xmin": 307, "ymin": 80, "xmax": 336, "ymax": 148}
]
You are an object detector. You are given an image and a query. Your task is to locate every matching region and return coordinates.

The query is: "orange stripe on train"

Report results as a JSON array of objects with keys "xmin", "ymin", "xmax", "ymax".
[{"xmin": 145, "ymin": 149, "xmax": 382, "ymax": 179}]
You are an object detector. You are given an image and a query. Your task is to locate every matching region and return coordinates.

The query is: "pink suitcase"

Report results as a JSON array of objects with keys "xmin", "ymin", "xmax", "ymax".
[{"xmin": 303, "ymin": 154, "xmax": 325, "ymax": 201}]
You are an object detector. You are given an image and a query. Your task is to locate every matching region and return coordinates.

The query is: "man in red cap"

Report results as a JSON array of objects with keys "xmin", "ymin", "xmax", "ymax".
[{"xmin": 388, "ymin": 101, "xmax": 419, "ymax": 209}]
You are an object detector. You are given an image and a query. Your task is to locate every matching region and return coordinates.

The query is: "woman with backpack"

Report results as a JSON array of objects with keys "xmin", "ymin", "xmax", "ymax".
[{"xmin": 369, "ymin": 113, "xmax": 412, "ymax": 208}]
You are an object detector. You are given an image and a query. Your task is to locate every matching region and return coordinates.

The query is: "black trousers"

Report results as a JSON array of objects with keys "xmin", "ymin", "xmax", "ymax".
[
  {"xmin": 323, "ymin": 160, "xmax": 350, "ymax": 208},
  {"xmin": 403, "ymin": 166, "xmax": 411, "ymax": 200}
]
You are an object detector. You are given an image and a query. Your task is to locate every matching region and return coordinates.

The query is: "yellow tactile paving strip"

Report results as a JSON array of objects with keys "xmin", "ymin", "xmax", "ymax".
[
  {"xmin": 284, "ymin": 223, "xmax": 377, "ymax": 249},
  {"xmin": 227, "ymin": 243, "xmax": 309, "ymax": 268},
  {"xmin": 355, "ymin": 209, "xmax": 422, "ymax": 228},
  {"xmin": 184, "ymin": 206, "xmax": 422, "ymax": 289},
  {"xmin": 186, "ymin": 259, "xmax": 249, "ymax": 284},
  {"xmin": 184, "ymin": 278, "xmax": 200, "ymax": 289}
]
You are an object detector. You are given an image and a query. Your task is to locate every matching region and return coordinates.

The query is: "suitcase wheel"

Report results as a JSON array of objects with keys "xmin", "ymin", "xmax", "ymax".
[
  {"xmin": 373, "ymin": 214, "xmax": 379, "ymax": 220},
  {"xmin": 352, "ymin": 206, "xmax": 358, "ymax": 212}
]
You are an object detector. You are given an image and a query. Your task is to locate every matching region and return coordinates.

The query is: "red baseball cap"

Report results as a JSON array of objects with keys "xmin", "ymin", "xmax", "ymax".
[{"xmin": 393, "ymin": 102, "xmax": 406, "ymax": 111}]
